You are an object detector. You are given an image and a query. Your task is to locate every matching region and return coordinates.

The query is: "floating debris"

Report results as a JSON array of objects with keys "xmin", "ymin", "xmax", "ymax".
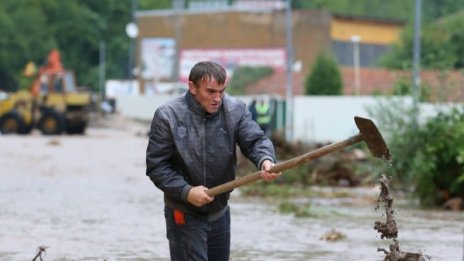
[
  {"xmin": 32, "ymin": 246, "xmax": 49, "ymax": 261},
  {"xmin": 378, "ymin": 239, "xmax": 431, "ymax": 261},
  {"xmin": 319, "ymin": 229, "xmax": 346, "ymax": 241},
  {"xmin": 47, "ymin": 139, "xmax": 60, "ymax": 146}
]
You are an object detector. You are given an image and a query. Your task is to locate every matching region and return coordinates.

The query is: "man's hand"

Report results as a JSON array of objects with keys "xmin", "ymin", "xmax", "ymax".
[
  {"xmin": 260, "ymin": 160, "xmax": 282, "ymax": 182},
  {"xmin": 187, "ymin": 185, "xmax": 215, "ymax": 207}
]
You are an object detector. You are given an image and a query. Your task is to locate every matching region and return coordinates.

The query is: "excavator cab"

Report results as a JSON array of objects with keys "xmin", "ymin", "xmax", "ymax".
[{"xmin": 39, "ymin": 71, "xmax": 76, "ymax": 94}]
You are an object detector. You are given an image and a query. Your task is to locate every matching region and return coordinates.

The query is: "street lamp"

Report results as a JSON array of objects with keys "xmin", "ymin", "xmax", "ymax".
[
  {"xmin": 350, "ymin": 35, "xmax": 361, "ymax": 95},
  {"xmin": 125, "ymin": 22, "xmax": 138, "ymax": 94},
  {"xmin": 98, "ymin": 41, "xmax": 106, "ymax": 102},
  {"xmin": 126, "ymin": 0, "xmax": 139, "ymax": 93},
  {"xmin": 285, "ymin": 0, "xmax": 294, "ymax": 142},
  {"xmin": 412, "ymin": 0, "xmax": 422, "ymax": 128}
]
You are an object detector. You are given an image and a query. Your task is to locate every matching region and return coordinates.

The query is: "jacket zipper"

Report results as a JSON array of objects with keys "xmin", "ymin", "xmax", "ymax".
[{"xmin": 202, "ymin": 117, "xmax": 206, "ymax": 212}]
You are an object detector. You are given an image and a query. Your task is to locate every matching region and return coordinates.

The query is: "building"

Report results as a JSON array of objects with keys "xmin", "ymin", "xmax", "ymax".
[{"xmin": 135, "ymin": 3, "xmax": 403, "ymax": 95}]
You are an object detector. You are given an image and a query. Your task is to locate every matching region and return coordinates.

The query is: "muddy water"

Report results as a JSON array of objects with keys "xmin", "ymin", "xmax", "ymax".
[{"xmin": 0, "ymin": 127, "xmax": 463, "ymax": 260}]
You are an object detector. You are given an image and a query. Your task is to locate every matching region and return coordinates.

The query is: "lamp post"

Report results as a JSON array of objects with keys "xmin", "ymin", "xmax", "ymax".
[
  {"xmin": 173, "ymin": 0, "xmax": 184, "ymax": 82},
  {"xmin": 412, "ymin": 0, "xmax": 422, "ymax": 127},
  {"xmin": 350, "ymin": 35, "xmax": 361, "ymax": 95},
  {"xmin": 126, "ymin": 0, "xmax": 138, "ymax": 93},
  {"xmin": 98, "ymin": 41, "xmax": 106, "ymax": 102},
  {"xmin": 285, "ymin": 0, "xmax": 294, "ymax": 142}
]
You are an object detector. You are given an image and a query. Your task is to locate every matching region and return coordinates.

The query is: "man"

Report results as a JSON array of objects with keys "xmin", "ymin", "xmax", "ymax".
[
  {"xmin": 146, "ymin": 61, "xmax": 281, "ymax": 261},
  {"xmin": 249, "ymin": 95, "xmax": 274, "ymax": 137}
]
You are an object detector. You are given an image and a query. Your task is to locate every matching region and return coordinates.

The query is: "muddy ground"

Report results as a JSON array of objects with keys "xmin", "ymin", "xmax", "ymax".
[{"xmin": 0, "ymin": 115, "xmax": 463, "ymax": 261}]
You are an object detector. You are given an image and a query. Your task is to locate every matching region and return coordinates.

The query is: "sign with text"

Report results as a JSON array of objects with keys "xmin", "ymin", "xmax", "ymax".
[
  {"xmin": 141, "ymin": 38, "xmax": 176, "ymax": 80},
  {"xmin": 179, "ymin": 48, "xmax": 286, "ymax": 82}
]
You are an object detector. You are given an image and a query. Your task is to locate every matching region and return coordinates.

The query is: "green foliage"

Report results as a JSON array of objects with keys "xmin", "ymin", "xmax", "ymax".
[
  {"xmin": 305, "ymin": 51, "xmax": 342, "ymax": 95},
  {"xmin": 381, "ymin": 10, "xmax": 464, "ymax": 70},
  {"xmin": 421, "ymin": 0, "xmax": 464, "ymax": 24},
  {"xmin": 226, "ymin": 66, "xmax": 274, "ymax": 95},
  {"xmin": 0, "ymin": 0, "xmax": 171, "ymax": 92},
  {"xmin": 432, "ymin": 10, "xmax": 464, "ymax": 69},
  {"xmin": 139, "ymin": 0, "xmax": 171, "ymax": 10},
  {"xmin": 278, "ymin": 201, "xmax": 313, "ymax": 217},
  {"xmin": 368, "ymin": 99, "xmax": 464, "ymax": 207},
  {"xmin": 278, "ymin": 201, "xmax": 346, "ymax": 218},
  {"xmin": 240, "ymin": 183, "xmax": 311, "ymax": 198},
  {"xmin": 391, "ymin": 76, "xmax": 431, "ymax": 102},
  {"xmin": 0, "ymin": 0, "xmax": 56, "ymax": 91},
  {"xmin": 293, "ymin": 0, "xmax": 464, "ymax": 24},
  {"xmin": 414, "ymin": 109, "xmax": 464, "ymax": 206},
  {"xmin": 392, "ymin": 77, "xmax": 412, "ymax": 96},
  {"xmin": 292, "ymin": 0, "xmax": 414, "ymax": 22}
]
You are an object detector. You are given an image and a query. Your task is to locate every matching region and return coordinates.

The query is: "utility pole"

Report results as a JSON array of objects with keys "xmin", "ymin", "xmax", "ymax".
[
  {"xmin": 350, "ymin": 35, "xmax": 361, "ymax": 95},
  {"xmin": 412, "ymin": 0, "xmax": 422, "ymax": 122},
  {"xmin": 173, "ymin": 0, "xmax": 184, "ymax": 82},
  {"xmin": 285, "ymin": 0, "xmax": 294, "ymax": 142},
  {"xmin": 127, "ymin": 0, "xmax": 138, "ymax": 92},
  {"xmin": 99, "ymin": 41, "xmax": 106, "ymax": 102}
]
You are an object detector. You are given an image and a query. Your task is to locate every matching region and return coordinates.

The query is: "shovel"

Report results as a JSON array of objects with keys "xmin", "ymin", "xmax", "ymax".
[{"xmin": 206, "ymin": 116, "xmax": 391, "ymax": 197}]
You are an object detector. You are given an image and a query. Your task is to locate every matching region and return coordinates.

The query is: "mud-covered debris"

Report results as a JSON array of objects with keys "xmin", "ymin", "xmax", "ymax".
[
  {"xmin": 375, "ymin": 175, "xmax": 431, "ymax": 260},
  {"xmin": 32, "ymin": 246, "xmax": 49, "ymax": 261},
  {"xmin": 442, "ymin": 197, "xmax": 463, "ymax": 211},
  {"xmin": 374, "ymin": 175, "xmax": 398, "ymax": 239},
  {"xmin": 47, "ymin": 139, "xmax": 60, "ymax": 146},
  {"xmin": 378, "ymin": 239, "xmax": 431, "ymax": 261},
  {"xmin": 319, "ymin": 229, "xmax": 346, "ymax": 241}
]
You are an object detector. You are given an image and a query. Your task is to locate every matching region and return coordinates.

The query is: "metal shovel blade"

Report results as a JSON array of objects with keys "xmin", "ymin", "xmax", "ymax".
[{"xmin": 354, "ymin": 116, "xmax": 391, "ymax": 161}]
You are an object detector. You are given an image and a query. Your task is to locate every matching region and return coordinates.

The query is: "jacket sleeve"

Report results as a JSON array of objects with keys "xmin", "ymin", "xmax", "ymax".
[
  {"xmin": 146, "ymin": 107, "xmax": 192, "ymax": 202},
  {"xmin": 236, "ymin": 105, "xmax": 276, "ymax": 169}
]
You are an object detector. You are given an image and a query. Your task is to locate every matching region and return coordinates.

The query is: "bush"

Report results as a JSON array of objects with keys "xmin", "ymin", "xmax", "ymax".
[
  {"xmin": 304, "ymin": 51, "xmax": 343, "ymax": 95},
  {"xmin": 391, "ymin": 76, "xmax": 431, "ymax": 102},
  {"xmin": 368, "ymin": 99, "xmax": 464, "ymax": 207}
]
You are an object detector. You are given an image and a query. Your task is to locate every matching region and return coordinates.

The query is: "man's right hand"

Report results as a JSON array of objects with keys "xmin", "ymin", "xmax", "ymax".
[{"xmin": 187, "ymin": 185, "xmax": 215, "ymax": 207}]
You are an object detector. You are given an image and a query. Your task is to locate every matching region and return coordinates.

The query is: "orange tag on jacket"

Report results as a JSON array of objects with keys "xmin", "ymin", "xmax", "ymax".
[{"xmin": 174, "ymin": 209, "xmax": 186, "ymax": 225}]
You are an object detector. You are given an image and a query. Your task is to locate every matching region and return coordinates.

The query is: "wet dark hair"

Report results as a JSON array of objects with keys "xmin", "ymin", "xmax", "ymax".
[{"xmin": 188, "ymin": 61, "xmax": 227, "ymax": 87}]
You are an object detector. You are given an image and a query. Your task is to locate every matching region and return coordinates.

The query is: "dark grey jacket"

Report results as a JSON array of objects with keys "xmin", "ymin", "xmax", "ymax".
[{"xmin": 146, "ymin": 91, "xmax": 275, "ymax": 216}]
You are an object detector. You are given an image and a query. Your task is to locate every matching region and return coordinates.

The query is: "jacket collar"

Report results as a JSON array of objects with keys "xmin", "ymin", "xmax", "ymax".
[{"xmin": 185, "ymin": 91, "xmax": 221, "ymax": 118}]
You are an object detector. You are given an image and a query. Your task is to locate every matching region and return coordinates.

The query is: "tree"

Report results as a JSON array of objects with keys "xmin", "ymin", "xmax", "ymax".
[
  {"xmin": 368, "ymin": 100, "xmax": 464, "ymax": 207},
  {"xmin": 0, "ymin": 0, "xmax": 171, "ymax": 92},
  {"xmin": 292, "ymin": 0, "xmax": 414, "ymax": 22},
  {"xmin": 0, "ymin": 0, "xmax": 56, "ymax": 91},
  {"xmin": 380, "ymin": 10, "xmax": 464, "ymax": 70},
  {"xmin": 293, "ymin": 0, "xmax": 464, "ymax": 24},
  {"xmin": 304, "ymin": 51, "xmax": 343, "ymax": 95}
]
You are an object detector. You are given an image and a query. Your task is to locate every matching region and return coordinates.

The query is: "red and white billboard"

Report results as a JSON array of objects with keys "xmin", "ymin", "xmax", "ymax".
[{"xmin": 179, "ymin": 48, "xmax": 286, "ymax": 82}]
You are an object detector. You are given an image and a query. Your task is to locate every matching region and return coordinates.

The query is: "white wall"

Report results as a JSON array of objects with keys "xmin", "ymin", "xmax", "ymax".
[
  {"xmin": 293, "ymin": 96, "xmax": 410, "ymax": 142},
  {"xmin": 115, "ymin": 95, "xmax": 175, "ymax": 121},
  {"xmin": 115, "ymin": 94, "xmax": 458, "ymax": 142}
]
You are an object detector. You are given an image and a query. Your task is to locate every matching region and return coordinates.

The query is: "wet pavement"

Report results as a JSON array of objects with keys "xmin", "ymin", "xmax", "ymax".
[{"xmin": 0, "ymin": 126, "xmax": 463, "ymax": 260}]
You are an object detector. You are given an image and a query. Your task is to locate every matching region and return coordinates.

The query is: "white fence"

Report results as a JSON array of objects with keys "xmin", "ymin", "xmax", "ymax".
[{"xmin": 115, "ymin": 94, "xmax": 459, "ymax": 142}]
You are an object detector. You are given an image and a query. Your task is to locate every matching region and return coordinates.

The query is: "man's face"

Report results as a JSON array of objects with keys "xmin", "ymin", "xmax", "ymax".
[{"xmin": 189, "ymin": 77, "xmax": 226, "ymax": 114}]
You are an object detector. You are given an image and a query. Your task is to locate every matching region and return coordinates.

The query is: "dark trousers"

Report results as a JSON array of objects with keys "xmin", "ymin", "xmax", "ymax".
[{"xmin": 164, "ymin": 206, "xmax": 231, "ymax": 261}]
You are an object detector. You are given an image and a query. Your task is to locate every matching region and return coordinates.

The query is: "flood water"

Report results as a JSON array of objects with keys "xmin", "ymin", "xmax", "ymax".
[{"xmin": 0, "ymin": 125, "xmax": 463, "ymax": 261}]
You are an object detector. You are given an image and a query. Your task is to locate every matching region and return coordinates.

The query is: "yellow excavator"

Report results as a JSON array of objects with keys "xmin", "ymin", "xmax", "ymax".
[{"xmin": 0, "ymin": 49, "xmax": 91, "ymax": 135}]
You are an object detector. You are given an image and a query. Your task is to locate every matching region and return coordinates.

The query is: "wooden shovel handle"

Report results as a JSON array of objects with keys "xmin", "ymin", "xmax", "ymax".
[{"xmin": 206, "ymin": 133, "xmax": 364, "ymax": 197}]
